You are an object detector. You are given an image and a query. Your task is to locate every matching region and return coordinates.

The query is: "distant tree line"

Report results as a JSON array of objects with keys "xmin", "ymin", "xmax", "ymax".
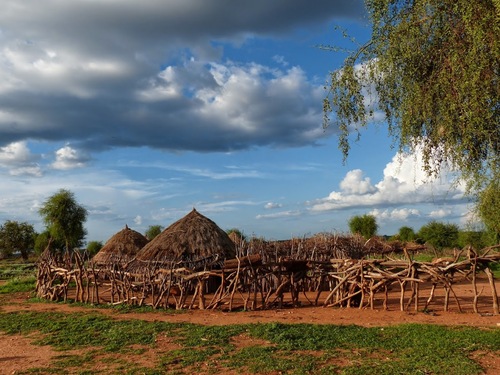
[{"xmin": 348, "ymin": 213, "xmax": 497, "ymax": 251}]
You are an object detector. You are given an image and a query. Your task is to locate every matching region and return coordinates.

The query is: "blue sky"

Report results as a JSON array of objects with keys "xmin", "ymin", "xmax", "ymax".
[{"xmin": 0, "ymin": 0, "xmax": 472, "ymax": 243}]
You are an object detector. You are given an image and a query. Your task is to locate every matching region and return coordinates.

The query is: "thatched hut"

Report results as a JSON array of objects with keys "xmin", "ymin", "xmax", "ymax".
[
  {"xmin": 92, "ymin": 225, "xmax": 149, "ymax": 265},
  {"xmin": 136, "ymin": 208, "xmax": 236, "ymax": 266}
]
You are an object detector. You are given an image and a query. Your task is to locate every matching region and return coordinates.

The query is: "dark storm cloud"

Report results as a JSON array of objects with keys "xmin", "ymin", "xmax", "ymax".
[{"xmin": 0, "ymin": 0, "xmax": 365, "ymax": 152}]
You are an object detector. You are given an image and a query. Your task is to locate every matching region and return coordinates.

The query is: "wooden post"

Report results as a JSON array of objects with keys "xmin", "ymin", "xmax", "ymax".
[{"xmin": 484, "ymin": 267, "xmax": 499, "ymax": 315}]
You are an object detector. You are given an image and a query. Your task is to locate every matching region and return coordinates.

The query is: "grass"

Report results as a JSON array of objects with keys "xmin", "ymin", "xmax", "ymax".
[
  {"xmin": 0, "ymin": 259, "xmax": 36, "ymax": 280},
  {"xmin": 0, "ymin": 310, "xmax": 498, "ymax": 374},
  {"xmin": 0, "ymin": 275, "xmax": 36, "ymax": 294}
]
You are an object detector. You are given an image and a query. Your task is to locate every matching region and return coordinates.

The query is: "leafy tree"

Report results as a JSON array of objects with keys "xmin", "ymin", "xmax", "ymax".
[
  {"xmin": 348, "ymin": 214, "xmax": 378, "ymax": 239},
  {"xmin": 476, "ymin": 181, "xmax": 500, "ymax": 243},
  {"xmin": 145, "ymin": 225, "xmax": 163, "ymax": 241},
  {"xmin": 323, "ymin": 0, "xmax": 499, "ymax": 196},
  {"xmin": 38, "ymin": 189, "xmax": 88, "ymax": 252},
  {"xmin": 0, "ymin": 220, "xmax": 36, "ymax": 260},
  {"xmin": 86, "ymin": 241, "xmax": 103, "ymax": 257},
  {"xmin": 457, "ymin": 230, "xmax": 487, "ymax": 250},
  {"xmin": 417, "ymin": 221, "xmax": 459, "ymax": 250},
  {"xmin": 398, "ymin": 226, "xmax": 416, "ymax": 242}
]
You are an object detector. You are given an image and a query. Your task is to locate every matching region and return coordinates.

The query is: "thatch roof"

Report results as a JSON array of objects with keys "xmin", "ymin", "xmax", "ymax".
[
  {"xmin": 136, "ymin": 208, "xmax": 236, "ymax": 262},
  {"xmin": 92, "ymin": 225, "xmax": 149, "ymax": 265}
]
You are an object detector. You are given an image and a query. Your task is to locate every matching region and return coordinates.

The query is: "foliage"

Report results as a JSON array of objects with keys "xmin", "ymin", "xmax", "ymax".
[
  {"xmin": 38, "ymin": 189, "xmax": 88, "ymax": 252},
  {"xmin": 417, "ymin": 221, "xmax": 459, "ymax": 251},
  {"xmin": 86, "ymin": 241, "xmax": 103, "ymax": 257},
  {"xmin": 457, "ymin": 230, "xmax": 489, "ymax": 250},
  {"xmin": 476, "ymin": 181, "xmax": 500, "ymax": 243},
  {"xmin": 0, "ymin": 220, "xmax": 36, "ymax": 260},
  {"xmin": 34, "ymin": 231, "xmax": 63, "ymax": 255},
  {"xmin": 323, "ymin": 0, "xmax": 500, "ymax": 197},
  {"xmin": 348, "ymin": 214, "xmax": 378, "ymax": 239},
  {"xmin": 0, "ymin": 310, "xmax": 498, "ymax": 375},
  {"xmin": 397, "ymin": 226, "xmax": 416, "ymax": 242},
  {"xmin": 144, "ymin": 225, "xmax": 163, "ymax": 241}
]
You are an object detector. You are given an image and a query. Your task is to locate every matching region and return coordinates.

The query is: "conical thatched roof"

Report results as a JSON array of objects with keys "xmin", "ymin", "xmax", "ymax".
[
  {"xmin": 92, "ymin": 225, "xmax": 149, "ymax": 265},
  {"xmin": 136, "ymin": 208, "xmax": 236, "ymax": 262}
]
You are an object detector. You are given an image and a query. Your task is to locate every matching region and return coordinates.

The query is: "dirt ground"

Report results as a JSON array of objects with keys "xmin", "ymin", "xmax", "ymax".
[{"xmin": 1, "ymin": 278, "xmax": 499, "ymax": 374}]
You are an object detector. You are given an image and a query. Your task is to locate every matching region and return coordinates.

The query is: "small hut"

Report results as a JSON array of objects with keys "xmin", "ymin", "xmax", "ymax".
[
  {"xmin": 136, "ymin": 208, "xmax": 236, "ymax": 267},
  {"xmin": 92, "ymin": 225, "xmax": 149, "ymax": 266}
]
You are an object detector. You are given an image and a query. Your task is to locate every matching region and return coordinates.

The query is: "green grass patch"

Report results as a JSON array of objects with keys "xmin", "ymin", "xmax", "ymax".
[
  {"xmin": 0, "ymin": 276, "xmax": 36, "ymax": 294},
  {"xmin": 0, "ymin": 310, "xmax": 498, "ymax": 374},
  {"xmin": 0, "ymin": 259, "xmax": 36, "ymax": 280}
]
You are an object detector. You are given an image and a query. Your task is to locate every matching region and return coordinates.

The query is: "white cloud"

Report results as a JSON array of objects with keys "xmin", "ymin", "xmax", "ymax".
[
  {"xmin": 311, "ymin": 147, "xmax": 464, "ymax": 213},
  {"xmin": 134, "ymin": 215, "xmax": 142, "ymax": 225},
  {"xmin": 265, "ymin": 202, "xmax": 283, "ymax": 209},
  {"xmin": 52, "ymin": 145, "xmax": 90, "ymax": 170},
  {"xmin": 0, "ymin": 141, "xmax": 42, "ymax": 176},
  {"xmin": 429, "ymin": 209, "xmax": 452, "ymax": 219},
  {"xmin": 339, "ymin": 169, "xmax": 376, "ymax": 195},
  {"xmin": 369, "ymin": 208, "xmax": 420, "ymax": 222},
  {"xmin": 256, "ymin": 210, "xmax": 301, "ymax": 219}
]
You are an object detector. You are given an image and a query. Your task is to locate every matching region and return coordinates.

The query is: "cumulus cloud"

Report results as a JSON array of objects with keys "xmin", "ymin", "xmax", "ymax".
[
  {"xmin": 0, "ymin": 0, "xmax": 364, "ymax": 154},
  {"xmin": 310, "ymin": 148, "xmax": 465, "ymax": 213},
  {"xmin": 369, "ymin": 208, "xmax": 420, "ymax": 222},
  {"xmin": 0, "ymin": 141, "xmax": 42, "ymax": 176},
  {"xmin": 429, "ymin": 209, "xmax": 452, "ymax": 219},
  {"xmin": 52, "ymin": 145, "xmax": 90, "ymax": 170}
]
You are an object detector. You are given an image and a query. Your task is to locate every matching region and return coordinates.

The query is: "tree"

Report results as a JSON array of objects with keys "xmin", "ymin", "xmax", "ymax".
[
  {"xmin": 417, "ymin": 221, "xmax": 459, "ymax": 251},
  {"xmin": 348, "ymin": 214, "xmax": 378, "ymax": 239},
  {"xmin": 145, "ymin": 225, "xmax": 163, "ymax": 241},
  {"xmin": 476, "ymin": 181, "xmax": 500, "ymax": 243},
  {"xmin": 0, "ymin": 220, "xmax": 36, "ymax": 260},
  {"xmin": 323, "ymin": 0, "xmax": 499, "ymax": 196},
  {"xmin": 398, "ymin": 226, "xmax": 416, "ymax": 242},
  {"xmin": 86, "ymin": 241, "xmax": 103, "ymax": 257},
  {"xmin": 39, "ymin": 189, "xmax": 88, "ymax": 252}
]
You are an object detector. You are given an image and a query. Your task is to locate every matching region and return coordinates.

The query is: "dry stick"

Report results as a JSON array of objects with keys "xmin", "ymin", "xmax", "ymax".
[
  {"xmin": 405, "ymin": 266, "xmax": 417, "ymax": 311},
  {"xmin": 314, "ymin": 274, "xmax": 325, "ymax": 306},
  {"xmin": 153, "ymin": 276, "xmax": 169, "ymax": 309},
  {"xmin": 399, "ymin": 280, "xmax": 406, "ymax": 311},
  {"xmin": 484, "ymin": 267, "xmax": 499, "ymax": 315},
  {"xmin": 198, "ymin": 278, "xmax": 206, "ymax": 309},
  {"xmin": 424, "ymin": 283, "xmax": 437, "ymax": 311},
  {"xmin": 163, "ymin": 264, "xmax": 175, "ymax": 309},
  {"xmin": 369, "ymin": 278, "xmax": 375, "ymax": 309},
  {"xmin": 471, "ymin": 256, "xmax": 479, "ymax": 314},
  {"xmin": 229, "ymin": 257, "xmax": 241, "ymax": 311},
  {"xmin": 359, "ymin": 261, "xmax": 365, "ymax": 309},
  {"xmin": 383, "ymin": 283, "xmax": 389, "ymax": 310},
  {"xmin": 323, "ymin": 272, "xmax": 352, "ymax": 306},
  {"xmin": 327, "ymin": 289, "xmax": 363, "ymax": 307}
]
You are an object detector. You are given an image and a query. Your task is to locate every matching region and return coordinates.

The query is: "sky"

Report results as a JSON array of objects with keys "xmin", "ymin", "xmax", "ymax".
[{"xmin": 0, "ymin": 0, "xmax": 474, "ymax": 243}]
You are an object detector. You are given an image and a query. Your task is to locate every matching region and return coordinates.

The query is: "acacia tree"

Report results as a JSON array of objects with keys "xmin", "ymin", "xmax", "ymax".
[
  {"xmin": 323, "ymin": 0, "xmax": 499, "ymax": 196},
  {"xmin": 0, "ymin": 220, "xmax": 36, "ymax": 260},
  {"xmin": 348, "ymin": 214, "xmax": 378, "ymax": 239},
  {"xmin": 417, "ymin": 221, "xmax": 459, "ymax": 251},
  {"xmin": 398, "ymin": 226, "xmax": 416, "ymax": 242},
  {"xmin": 145, "ymin": 225, "xmax": 163, "ymax": 241},
  {"xmin": 39, "ymin": 189, "xmax": 88, "ymax": 252}
]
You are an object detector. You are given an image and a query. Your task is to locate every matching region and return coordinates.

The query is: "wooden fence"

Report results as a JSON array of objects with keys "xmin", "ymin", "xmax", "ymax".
[{"xmin": 36, "ymin": 246, "xmax": 500, "ymax": 314}]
